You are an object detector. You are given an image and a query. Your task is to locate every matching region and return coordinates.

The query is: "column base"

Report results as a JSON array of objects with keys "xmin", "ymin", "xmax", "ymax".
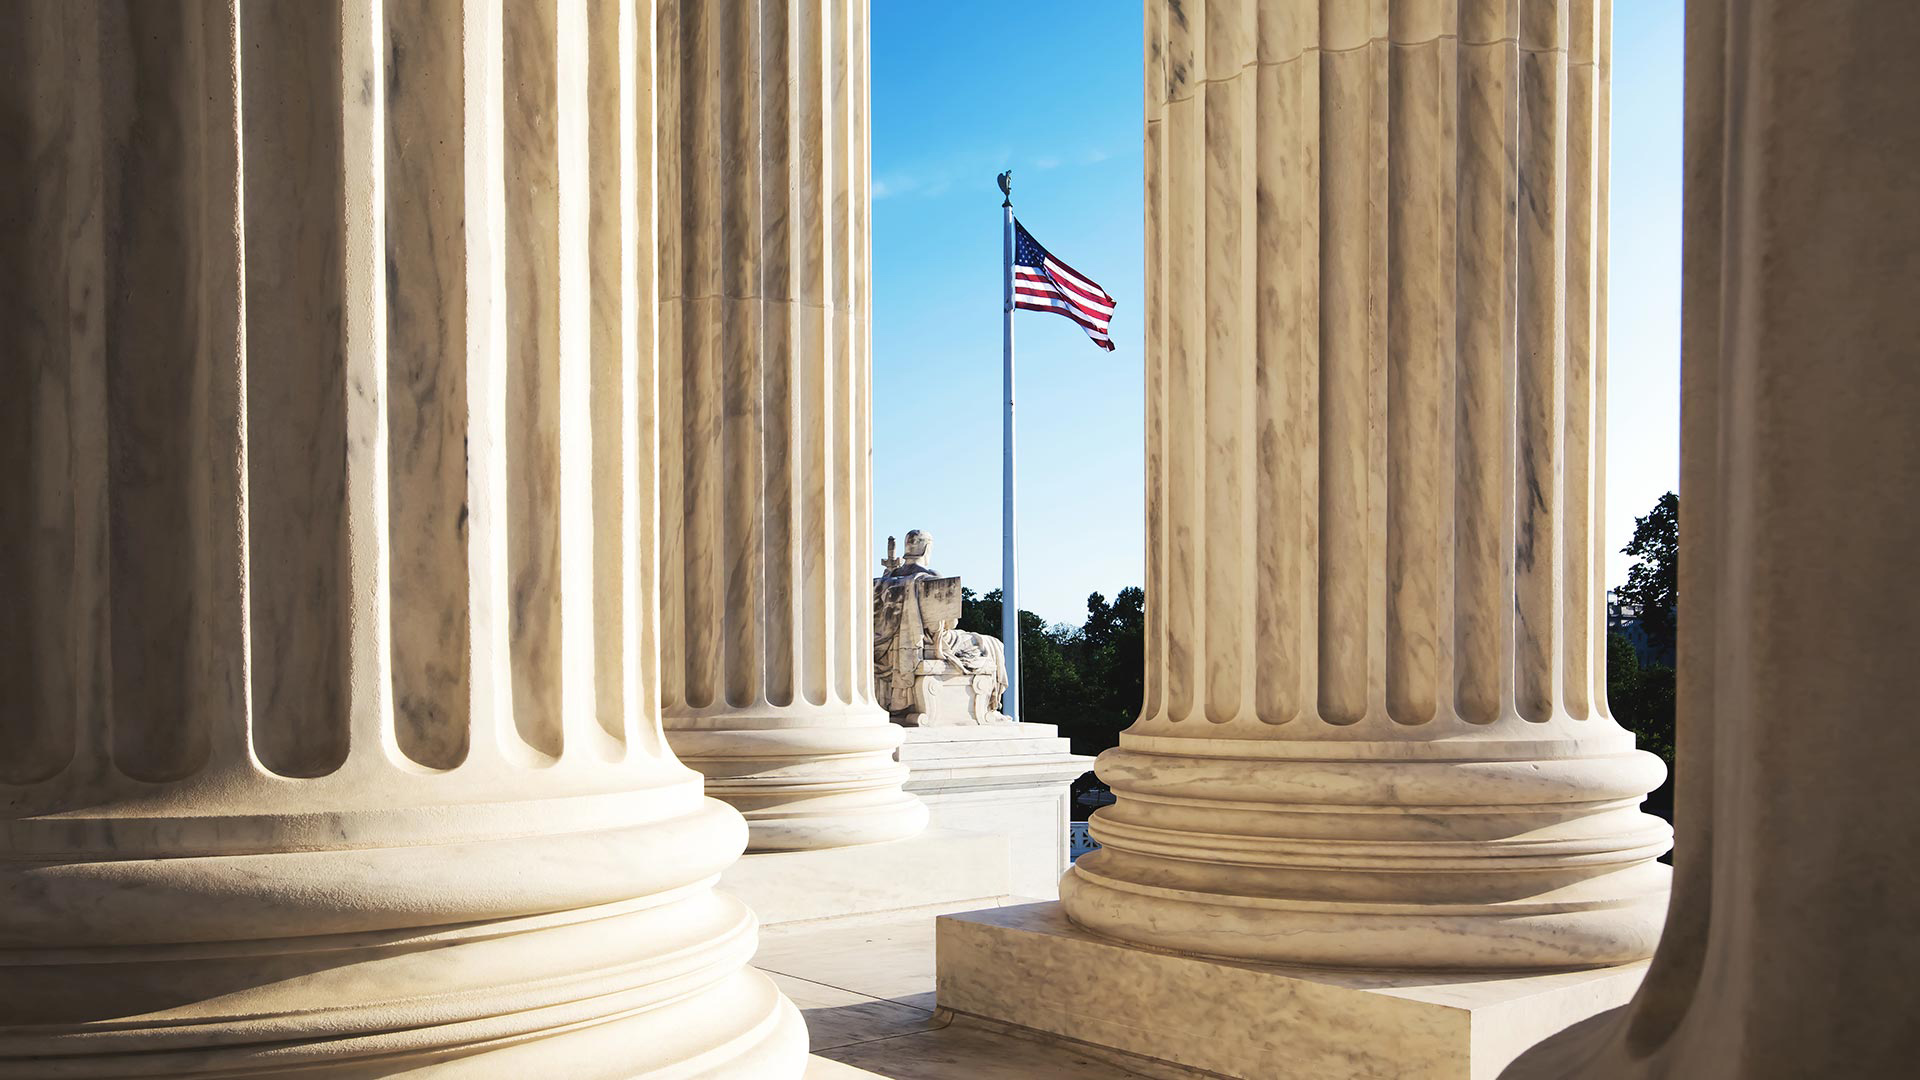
[
  {"xmin": 669, "ymin": 723, "xmax": 929, "ymax": 852},
  {"xmin": 0, "ymin": 796, "xmax": 810, "ymax": 1079},
  {"xmin": 936, "ymin": 902, "xmax": 1650, "ymax": 1080},
  {"xmin": 1069, "ymin": 738, "xmax": 1674, "ymax": 969},
  {"xmin": 1, "ymin": 890, "xmax": 809, "ymax": 1080}
]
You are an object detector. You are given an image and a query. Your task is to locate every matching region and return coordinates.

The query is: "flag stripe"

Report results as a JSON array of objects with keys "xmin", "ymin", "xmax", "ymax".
[
  {"xmin": 1041, "ymin": 257, "xmax": 1111, "ymax": 303},
  {"xmin": 1015, "ymin": 297, "xmax": 1113, "ymax": 345},
  {"xmin": 1014, "ymin": 294, "xmax": 1108, "ymax": 327},
  {"xmin": 1015, "ymin": 285, "xmax": 1114, "ymax": 334},
  {"xmin": 1016, "ymin": 295, "xmax": 1114, "ymax": 346},
  {"xmin": 1011, "ymin": 218, "xmax": 1116, "ymax": 351},
  {"xmin": 1014, "ymin": 284, "xmax": 1112, "ymax": 322},
  {"xmin": 1015, "ymin": 270, "xmax": 1114, "ymax": 313},
  {"xmin": 1012, "ymin": 274, "xmax": 1110, "ymax": 308},
  {"xmin": 1044, "ymin": 272, "xmax": 1113, "ymax": 310}
]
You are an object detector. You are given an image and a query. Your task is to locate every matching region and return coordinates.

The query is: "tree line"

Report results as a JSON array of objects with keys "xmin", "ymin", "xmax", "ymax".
[{"xmin": 959, "ymin": 490, "xmax": 1680, "ymax": 824}]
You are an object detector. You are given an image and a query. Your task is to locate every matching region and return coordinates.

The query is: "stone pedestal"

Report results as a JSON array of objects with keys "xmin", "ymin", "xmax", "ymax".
[
  {"xmin": 941, "ymin": 904, "xmax": 1648, "ymax": 1080},
  {"xmin": 900, "ymin": 724, "xmax": 1091, "ymax": 900},
  {"xmin": 0, "ymin": 2, "xmax": 803, "ymax": 1075},
  {"xmin": 655, "ymin": 0, "xmax": 925, "ymax": 853}
]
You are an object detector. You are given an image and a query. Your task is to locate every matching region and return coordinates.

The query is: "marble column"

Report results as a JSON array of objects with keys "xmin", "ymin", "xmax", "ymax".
[
  {"xmin": 0, "ymin": 1, "xmax": 805, "ymax": 1074},
  {"xmin": 655, "ymin": 0, "xmax": 926, "ymax": 851},
  {"xmin": 1062, "ymin": 0, "xmax": 1671, "ymax": 969},
  {"xmin": 1509, "ymin": 3, "xmax": 1920, "ymax": 1076}
]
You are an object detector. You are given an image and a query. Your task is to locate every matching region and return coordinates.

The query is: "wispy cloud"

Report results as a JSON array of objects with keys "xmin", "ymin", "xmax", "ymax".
[
  {"xmin": 872, "ymin": 142, "xmax": 1115, "ymax": 203},
  {"xmin": 871, "ymin": 146, "xmax": 1010, "ymax": 203}
]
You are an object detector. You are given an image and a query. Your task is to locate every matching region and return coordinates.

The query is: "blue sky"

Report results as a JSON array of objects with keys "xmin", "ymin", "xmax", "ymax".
[{"xmin": 871, "ymin": 2, "xmax": 1683, "ymax": 626}]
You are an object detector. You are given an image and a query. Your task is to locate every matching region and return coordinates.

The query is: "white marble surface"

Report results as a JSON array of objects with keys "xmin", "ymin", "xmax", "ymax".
[
  {"xmin": 918, "ymin": 788, "xmax": 1075, "ymax": 901},
  {"xmin": 1065, "ymin": 0, "xmax": 1670, "ymax": 971},
  {"xmin": 1509, "ymin": 5, "xmax": 1920, "ymax": 1078},
  {"xmin": 899, "ymin": 724, "xmax": 1087, "ymax": 780},
  {"xmin": 897, "ymin": 723, "xmax": 1090, "ymax": 899},
  {"xmin": 723, "ymin": 828, "xmax": 1013, "ymax": 927},
  {"xmin": 0, "ymin": 2, "xmax": 805, "ymax": 1074},
  {"xmin": 654, "ymin": 0, "xmax": 924, "ymax": 854},
  {"xmin": 941, "ymin": 902, "xmax": 1649, "ymax": 1080},
  {"xmin": 765, "ymin": 906, "xmax": 1167, "ymax": 1079}
]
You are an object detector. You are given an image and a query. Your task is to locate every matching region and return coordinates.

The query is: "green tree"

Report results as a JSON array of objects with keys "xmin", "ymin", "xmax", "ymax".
[
  {"xmin": 1074, "ymin": 588, "xmax": 1145, "ymax": 754},
  {"xmin": 958, "ymin": 586, "xmax": 1145, "ymax": 756},
  {"xmin": 1608, "ymin": 491, "xmax": 1680, "ymax": 826},
  {"xmin": 1609, "ymin": 632, "xmax": 1675, "ymax": 768},
  {"xmin": 956, "ymin": 586, "xmax": 997, "ymax": 638},
  {"xmin": 1609, "ymin": 630, "xmax": 1676, "ymax": 825},
  {"xmin": 1616, "ymin": 491, "xmax": 1679, "ymax": 661}
]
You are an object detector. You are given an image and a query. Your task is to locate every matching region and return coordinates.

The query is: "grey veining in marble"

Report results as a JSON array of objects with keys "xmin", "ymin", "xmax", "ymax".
[
  {"xmin": 655, "ymin": 0, "xmax": 924, "ymax": 853},
  {"xmin": 1510, "ymin": 4, "xmax": 1920, "ymax": 1077},
  {"xmin": 1062, "ymin": 0, "xmax": 1670, "ymax": 972},
  {"xmin": 0, "ymin": 2, "xmax": 805, "ymax": 1074}
]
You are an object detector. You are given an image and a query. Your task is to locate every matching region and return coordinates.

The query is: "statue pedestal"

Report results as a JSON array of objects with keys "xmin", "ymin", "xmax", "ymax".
[
  {"xmin": 900, "ymin": 724, "xmax": 1092, "ymax": 900},
  {"xmin": 891, "ymin": 661, "xmax": 1008, "ymax": 726}
]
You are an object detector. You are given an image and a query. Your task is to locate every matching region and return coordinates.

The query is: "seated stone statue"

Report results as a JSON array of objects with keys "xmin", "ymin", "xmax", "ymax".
[{"xmin": 874, "ymin": 530, "xmax": 1010, "ymax": 725}]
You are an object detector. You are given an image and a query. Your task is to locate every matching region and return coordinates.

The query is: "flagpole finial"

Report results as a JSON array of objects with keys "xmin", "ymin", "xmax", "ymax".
[{"xmin": 997, "ymin": 170, "xmax": 1012, "ymax": 207}]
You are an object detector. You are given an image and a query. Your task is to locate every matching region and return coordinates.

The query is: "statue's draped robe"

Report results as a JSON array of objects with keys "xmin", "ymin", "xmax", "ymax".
[
  {"xmin": 935, "ymin": 628, "xmax": 1008, "ymax": 710},
  {"xmin": 874, "ymin": 565, "xmax": 1008, "ymax": 722}
]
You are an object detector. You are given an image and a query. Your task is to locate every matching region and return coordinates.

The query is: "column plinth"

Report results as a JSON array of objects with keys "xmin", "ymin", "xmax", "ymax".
[
  {"xmin": 1060, "ymin": 0, "xmax": 1671, "ymax": 970},
  {"xmin": 0, "ymin": 1, "xmax": 804, "ymax": 1074},
  {"xmin": 656, "ymin": 0, "xmax": 926, "ymax": 852}
]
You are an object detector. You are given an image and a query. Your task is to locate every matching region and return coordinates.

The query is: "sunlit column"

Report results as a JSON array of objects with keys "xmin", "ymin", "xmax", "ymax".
[
  {"xmin": 1062, "ymin": 0, "xmax": 1672, "ymax": 968},
  {"xmin": 0, "ymin": 1, "xmax": 804, "ymax": 1073},
  {"xmin": 655, "ymin": 0, "xmax": 926, "ymax": 851}
]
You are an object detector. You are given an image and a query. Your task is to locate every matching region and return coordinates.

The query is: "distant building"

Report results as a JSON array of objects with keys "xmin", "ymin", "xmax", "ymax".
[{"xmin": 1609, "ymin": 599, "xmax": 1675, "ymax": 668}]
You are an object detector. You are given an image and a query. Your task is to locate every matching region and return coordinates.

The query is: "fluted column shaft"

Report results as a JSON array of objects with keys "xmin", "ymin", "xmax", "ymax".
[
  {"xmin": 1514, "ymin": 3, "xmax": 1920, "ymax": 1075},
  {"xmin": 1061, "ymin": 0, "xmax": 1670, "ymax": 969},
  {"xmin": 656, "ymin": 0, "xmax": 925, "ymax": 851},
  {"xmin": 0, "ymin": 1, "xmax": 804, "ymax": 1074}
]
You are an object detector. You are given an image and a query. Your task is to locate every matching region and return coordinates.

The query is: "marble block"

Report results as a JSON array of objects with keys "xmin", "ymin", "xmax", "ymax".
[
  {"xmin": 900, "ymin": 724, "xmax": 1092, "ymax": 900},
  {"xmin": 936, "ymin": 902, "xmax": 1651, "ymax": 1080},
  {"xmin": 723, "ymin": 828, "xmax": 1014, "ymax": 926}
]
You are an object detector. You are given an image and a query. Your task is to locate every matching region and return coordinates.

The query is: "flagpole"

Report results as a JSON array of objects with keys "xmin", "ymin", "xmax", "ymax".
[{"xmin": 998, "ymin": 171, "xmax": 1021, "ymax": 721}]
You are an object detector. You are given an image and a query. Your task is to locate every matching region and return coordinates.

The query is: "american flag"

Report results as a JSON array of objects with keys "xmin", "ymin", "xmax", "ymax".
[{"xmin": 1012, "ymin": 220, "xmax": 1116, "ymax": 351}]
